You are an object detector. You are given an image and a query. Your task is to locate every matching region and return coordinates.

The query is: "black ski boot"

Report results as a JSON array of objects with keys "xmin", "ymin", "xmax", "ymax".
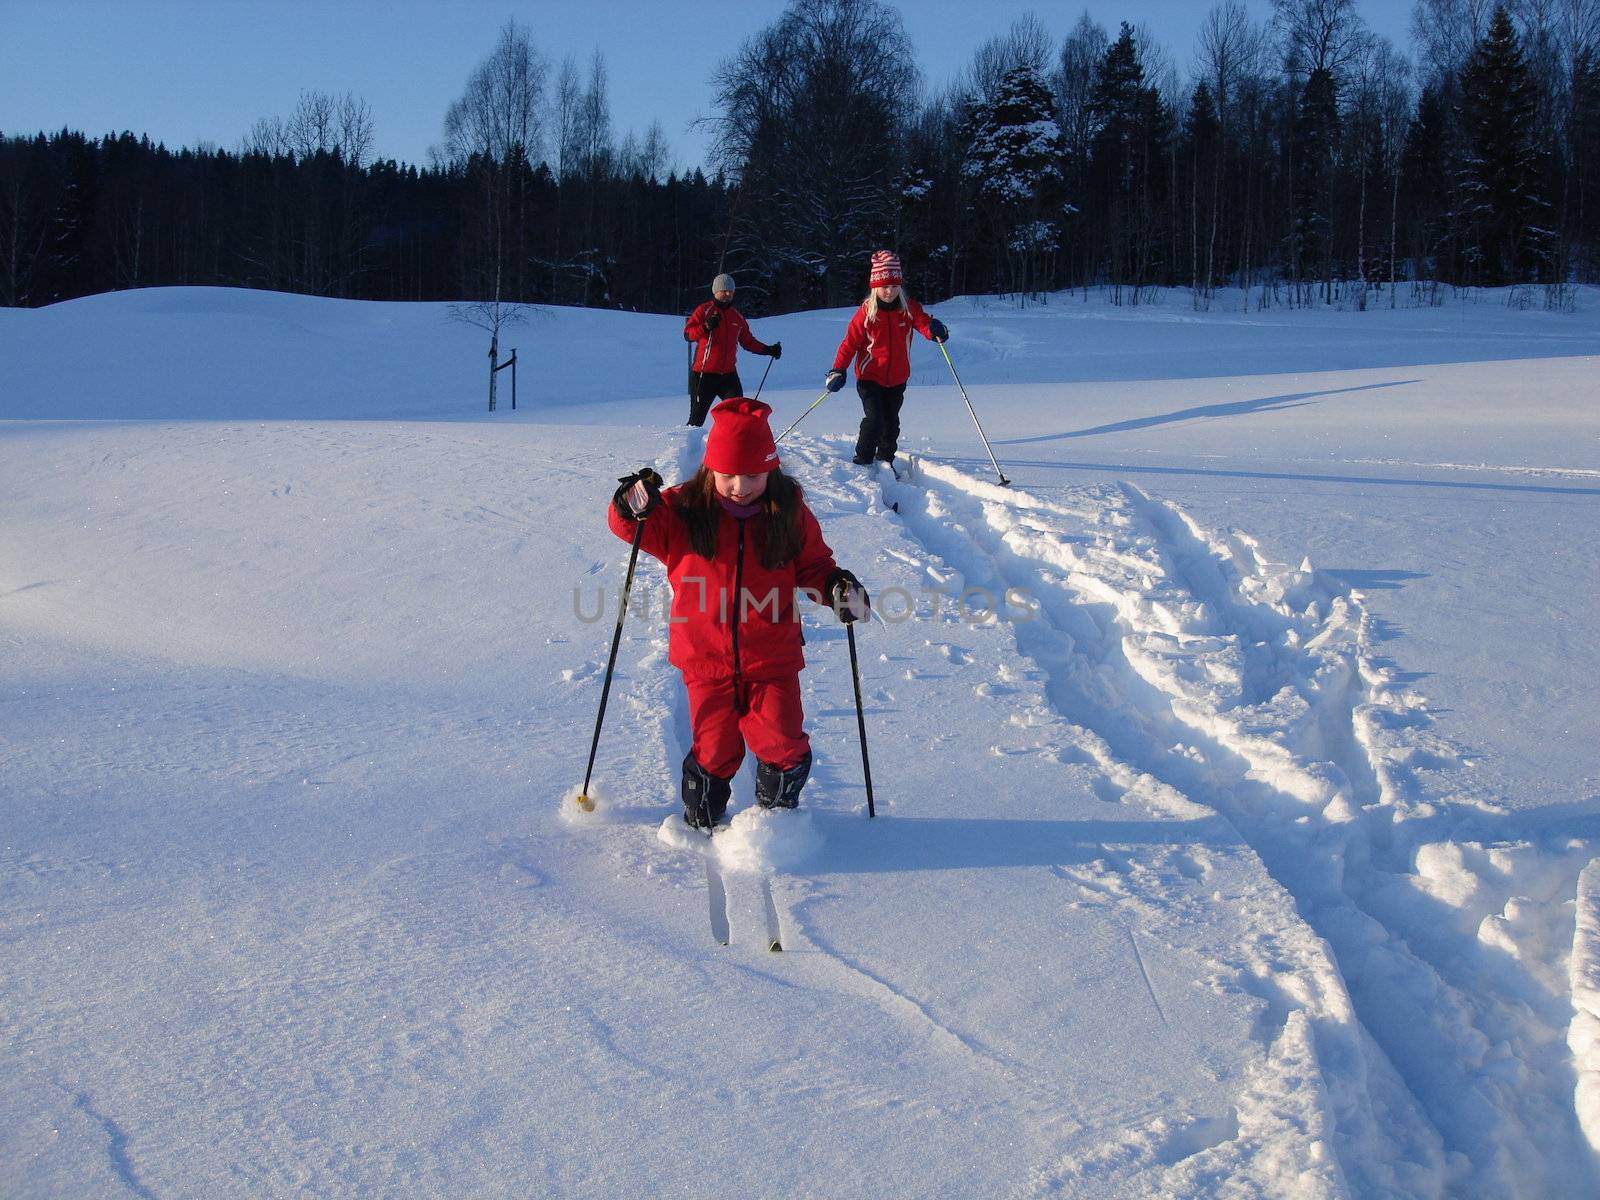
[
  {"xmin": 755, "ymin": 751, "xmax": 812, "ymax": 810},
  {"xmin": 682, "ymin": 753, "xmax": 732, "ymax": 830}
]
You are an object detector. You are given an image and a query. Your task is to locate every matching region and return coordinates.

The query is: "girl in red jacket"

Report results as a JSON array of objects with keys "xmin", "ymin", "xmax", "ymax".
[
  {"xmin": 683, "ymin": 273, "xmax": 782, "ymax": 427},
  {"xmin": 824, "ymin": 250, "xmax": 949, "ymax": 466},
  {"xmin": 609, "ymin": 397, "xmax": 868, "ymax": 829}
]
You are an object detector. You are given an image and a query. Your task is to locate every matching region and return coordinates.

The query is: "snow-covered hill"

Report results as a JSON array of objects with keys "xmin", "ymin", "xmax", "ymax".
[{"xmin": 3, "ymin": 286, "xmax": 1598, "ymax": 1197}]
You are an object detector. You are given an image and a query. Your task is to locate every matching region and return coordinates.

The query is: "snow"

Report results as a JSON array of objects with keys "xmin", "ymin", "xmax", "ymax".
[{"xmin": 2, "ymin": 283, "xmax": 1599, "ymax": 1197}]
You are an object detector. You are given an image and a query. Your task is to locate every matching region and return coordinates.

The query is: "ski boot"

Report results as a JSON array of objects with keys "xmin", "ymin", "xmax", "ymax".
[
  {"xmin": 682, "ymin": 753, "xmax": 732, "ymax": 831},
  {"xmin": 755, "ymin": 751, "xmax": 812, "ymax": 810}
]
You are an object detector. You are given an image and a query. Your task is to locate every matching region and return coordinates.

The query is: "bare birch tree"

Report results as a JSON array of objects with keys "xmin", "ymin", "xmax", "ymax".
[{"xmin": 442, "ymin": 19, "xmax": 547, "ymax": 402}]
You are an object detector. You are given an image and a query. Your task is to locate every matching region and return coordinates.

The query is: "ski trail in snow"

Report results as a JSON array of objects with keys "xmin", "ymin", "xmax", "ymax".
[
  {"xmin": 786, "ymin": 913, "xmax": 1030, "ymax": 1083},
  {"xmin": 760, "ymin": 441, "xmax": 1371, "ymax": 1188},
  {"xmin": 1126, "ymin": 926, "xmax": 1169, "ymax": 1028},
  {"xmin": 611, "ymin": 489, "xmax": 1021, "ymax": 1089},
  {"xmin": 70, "ymin": 1089, "xmax": 160, "ymax": 1200},
  {"xmin": 1112, "ymin": 480, "xmax": 1600, "ymax": 1191},
  {"xmin": 867, "ymin": 451, "xmax": 1599, "ymax": 1198}
]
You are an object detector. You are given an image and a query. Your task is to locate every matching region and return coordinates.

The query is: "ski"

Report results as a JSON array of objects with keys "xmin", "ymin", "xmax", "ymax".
[
  {"xmin": 704, "ymin": 839, "xmax": 731, "ymax": 947},
  {"xmin": 878, "ymin": 459, "xmax": 903, "ymax": 512},
  {"xmin": 658, "ymin": 820, "xmax": 782, "ymax": 950},
  {"xmin": 659, "ymin": 818, "xmax": 731, "ymax": 946},
  {"xmin": 760, "ymin": 876, "xmax": 783, "ymax": 952}
]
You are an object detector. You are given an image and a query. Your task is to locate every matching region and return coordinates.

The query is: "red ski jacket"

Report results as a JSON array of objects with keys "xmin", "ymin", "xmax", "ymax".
[
  {"xmin": 830, "ymin": 297, "xmax": 935, "ymax": 387},
  {"xmin": 607, "ymin": 485, "xmax": 839, "ymax": 684},
  {"xmin": 684, "ymin": 301, "xmax": 770, "ymax": 375}
]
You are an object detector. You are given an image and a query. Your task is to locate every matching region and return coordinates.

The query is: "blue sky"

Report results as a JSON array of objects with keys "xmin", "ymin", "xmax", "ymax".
[{"xmin": 2, "ymin": 1, "xmax": 1414, "ymax": 172}]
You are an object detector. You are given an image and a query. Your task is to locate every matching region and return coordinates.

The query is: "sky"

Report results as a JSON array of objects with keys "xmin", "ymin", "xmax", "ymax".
[{"xmin": 2, "ymin": 1, "xmax": 1416, "ymax": 173}]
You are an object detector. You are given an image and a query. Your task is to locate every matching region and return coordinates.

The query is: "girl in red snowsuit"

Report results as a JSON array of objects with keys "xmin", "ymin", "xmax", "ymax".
[
  {"xmin": 609, "ymin": 397, "xmax": 868, "ymax": 829},
  {"xmin": 824, "ymin": 250, "xmax": 949, "ymax": 465}
]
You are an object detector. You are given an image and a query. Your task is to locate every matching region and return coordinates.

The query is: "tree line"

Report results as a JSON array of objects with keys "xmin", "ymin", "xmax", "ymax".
[{"xmin": 2, "ymin": 0, "xmax": 1597, "ymax": 317}]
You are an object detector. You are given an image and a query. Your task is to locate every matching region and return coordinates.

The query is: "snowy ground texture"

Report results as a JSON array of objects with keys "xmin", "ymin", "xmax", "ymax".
[{"xmin": 3, "ymin": 285, "xmax": 1598, "ymax": 1198}]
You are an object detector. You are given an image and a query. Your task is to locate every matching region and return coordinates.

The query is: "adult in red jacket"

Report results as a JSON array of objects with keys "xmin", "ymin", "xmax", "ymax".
[
  {"xmin": 824, "ymin": 250, "xmax": 949, "ymax": 465},
  {"xmin": 609, "ymin": 397, "xmax": 868, "ymax": 829},
  {"xmin": 683, "ymin": 273, "xmax": 782, "ymax": 427}
]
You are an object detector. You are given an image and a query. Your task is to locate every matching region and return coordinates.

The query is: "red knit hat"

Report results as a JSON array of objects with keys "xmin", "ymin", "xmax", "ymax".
[
  {"xmin": 703, "ymin": 397, "xmax": 780, "ymax": 475},
  {"xmin": 869, "ymin": 249, "xmax": 903, "ymax": 287}
]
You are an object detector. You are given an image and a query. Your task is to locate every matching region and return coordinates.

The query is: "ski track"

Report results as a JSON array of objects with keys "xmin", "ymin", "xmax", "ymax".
[
  {"xmin": 577, "ymin": 430, "xmax": 1598, "ymax": 1197},
  {"xmin": 633, "ymin": 432, "xmax": 1027, "ymax": 1062},
  {"xmin": 604, "ymin": 433, "xmax": 1181, "ymax": 1165},
  {"xmin": 838, "ymin": 444, "xmax": 1599, "ymax": 1199}
]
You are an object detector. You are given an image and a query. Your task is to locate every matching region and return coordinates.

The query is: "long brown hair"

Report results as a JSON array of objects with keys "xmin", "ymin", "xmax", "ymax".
[{"xmin": 677, "ymin": 466, "xmax": 803, "ymax": 568}]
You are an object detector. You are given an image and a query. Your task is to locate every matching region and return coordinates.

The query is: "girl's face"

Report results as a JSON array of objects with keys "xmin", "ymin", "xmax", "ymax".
[
  {"xmin": 713, "ymin": 470, "xmax": 769, "ymax": 504},
  {"xmin": 873, "ymin": 283, "xmax": 901, "ymax": 303}
]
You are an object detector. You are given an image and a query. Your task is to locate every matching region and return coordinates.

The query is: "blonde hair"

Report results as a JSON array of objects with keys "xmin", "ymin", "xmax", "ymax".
[{"xmin": 862, "ymin": 286, "xmax": 910, "ymax": 325}]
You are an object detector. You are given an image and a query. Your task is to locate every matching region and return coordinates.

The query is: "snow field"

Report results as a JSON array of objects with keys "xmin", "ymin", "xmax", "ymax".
[
  {"xmin": 559, "ymin": 430, "xmax": 1385, "ymax": 1195},
  {"xmin": 880, "ymin": 452, "xmax": 1600, "ymax": 1195},
  {"xmin": 4, "ymin": 286, "xmax": 1599, "ymax": 1197}
]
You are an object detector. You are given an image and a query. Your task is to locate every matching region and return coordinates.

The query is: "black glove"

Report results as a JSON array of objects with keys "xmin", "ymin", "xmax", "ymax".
[
  {"xmin": 825, "ymin": 369, "xmax": 846, "ymax": 393},
  {"xmin": 613, "ymin": 467, "xmax": 664, "ymax": 521},
  {"xmin": 827, "ymin": 568, "xmax": 870, "ymax": 624},
  {"xmin": 768, "ymin": 341, "xmax": 782, "ymax": 360},
  {"xmin": 928, "ymin": 318, "xmax": 949, "ymax": 343},
  {"xmin": 703, "ymin": 309, "xmax": 721, "ymax": 333}
]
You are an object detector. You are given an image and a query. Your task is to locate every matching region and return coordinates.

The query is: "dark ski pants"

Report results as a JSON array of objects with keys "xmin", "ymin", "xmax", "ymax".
[
  {"xmin": 684, "ymin": 673, "xmax": 810, "ymax": 781},
  {"xmin": 687, "ymin": 370, "xmax": 743, "ymax": 426},
  {"xmin": 854, "ymin": 379, "xmax": 907, "ymax": 462}
]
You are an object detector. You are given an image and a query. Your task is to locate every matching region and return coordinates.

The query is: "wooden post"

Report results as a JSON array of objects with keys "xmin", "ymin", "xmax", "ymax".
[
  {"xmin": 491, "ymin": 348, "xmax": 518, "ymax": 412},
  {"xmin": 488, "ymin": 333, "xmax": 498, "ymax": 412}
]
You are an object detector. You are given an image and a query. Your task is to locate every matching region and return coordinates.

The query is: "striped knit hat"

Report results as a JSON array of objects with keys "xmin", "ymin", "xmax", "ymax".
[{"xmin": 868, "ymin": 250, "xmax": 903, "ymax": 287}]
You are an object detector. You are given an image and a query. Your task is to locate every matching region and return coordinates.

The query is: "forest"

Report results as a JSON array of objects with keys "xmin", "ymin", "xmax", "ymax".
[{"xmin": 2, "ymin": 0, "xmax": 1596, "ymax": 317}]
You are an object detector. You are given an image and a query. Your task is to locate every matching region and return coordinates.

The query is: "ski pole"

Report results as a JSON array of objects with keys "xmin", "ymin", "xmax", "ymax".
[
  {"xmin": 750, "ymin": 355, "xmax": 775, "ymax": 402},
  {"xmin": 576, "ymin": 519, "xmax": 647, "ymax": 812},
  {"xmin": 936, "ymin": 341, "xmax": 1010, "ymax": 486},
  {"xmin": 775, "ymin": 389, "xmax": 833, "ymax": 443},
  {"xmin": 845, "ymin": 622, "xmax": 876, "ymax": 818}
]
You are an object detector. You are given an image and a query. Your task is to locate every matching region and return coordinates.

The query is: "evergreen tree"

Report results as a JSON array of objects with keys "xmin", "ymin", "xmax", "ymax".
[
  {"xmin": 1569, "ymin": 47, "xmax": 1600, "ymax": 276},
  {"xmin": 1292, "ymin": 66, "xmax": 1340, "ymax": 296},
  {"xmin": 1402, "ymin": 85, "xmax": 1452, "ymax": 281},
  {"xmin": 1183, "ymin": 80, "xmax": 1220, "ymax": 297},
  {"xmin": 1089, "ymin": 23, "xmax": 1171, "ymax": 296},
  {"xmin": 1454, "ymin": 5, "xmax": 1547, "ymax": 284},
  {"xmin": 962, "ymin": 63, "xmax": 1068, "ymax": 297},
  {"xmin": 0, "ymin": 134, "xmax": 54, "ymax": 306},
  {"xmin": 41, "ymin": 132, "xmax": 99, "ymax": 303},
  {"xmin": 1090, "ymin": 24, "xmax": 1145, "ymax": 199}
]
